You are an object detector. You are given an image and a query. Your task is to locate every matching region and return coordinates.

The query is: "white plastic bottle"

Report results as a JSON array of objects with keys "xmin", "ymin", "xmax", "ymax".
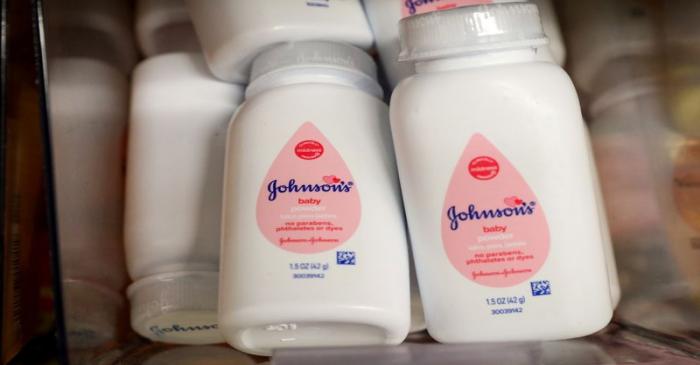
[
  {"xmin": 363, "ymin": 0, "xmax": 571, "ymax": 327},
  {"xmin": 363, "ymin": 0, "xmax": 564, "ymax": 90},
  {"xmin": 220, "ymin": 41, "xmax": 410, "ymax": 355},
  {"xmin": 48, "ymin": 58, "xmax": 130, "ymax": 348},
  {"xmin": 390, "ymin": 4, "xmax": 612, "ymax": 342},
  {"xmin": 124, "ymin": 53, "xmax": 245, "ymax": 345},
  {"xmin": 185, "ymin": 0, "xmax": 374, "ymax": 83},
  {"xmin": 135, "ymin": 0, "xmax": 201, "ymax": 57}
]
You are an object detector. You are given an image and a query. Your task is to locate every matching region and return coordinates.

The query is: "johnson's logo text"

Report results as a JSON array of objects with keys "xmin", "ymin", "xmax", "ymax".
[
  {"xmin": 149, "ymin": 323, "xmax": 218, "ymax": 337},
  {"xmin": 447, "ymin": 200, "xmax": 537, "ymax": 231},
  {"xmin": 267, "ymin": 178, "xmax": 354, "ymax": 201},
  {"xmin": 404, "ymin": 0, "xmax": 444, "ymax": 15}
]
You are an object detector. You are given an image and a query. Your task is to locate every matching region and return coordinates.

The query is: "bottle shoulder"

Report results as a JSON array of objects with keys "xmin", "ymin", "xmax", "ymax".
[
  {"xmin": 393, "ymin": 62, "xmax": 578, "ymax": 114},
  {"xmin": 390, "ymin": 63, "xmax": 584, "ymax": 135},
  {"xmin": 230, "ymin": 84, "xmax": 390, "ymax": 141},
  {"xmin": 396, "ymin": 62, "xmax": 573, "ymax": 96}
]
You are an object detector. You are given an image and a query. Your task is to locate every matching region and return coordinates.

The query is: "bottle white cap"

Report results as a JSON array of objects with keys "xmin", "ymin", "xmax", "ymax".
[
  {"xmin": 251, "ymin": 41, "xmax": 378, "ymax": 82},
  {"xmin": 127, "ymin": 271, "xmax": 223, "ymax": 345},
  {"xmin": 247, "ymin": 41, "xmax": 383, "ymax": 99},
  {"xmin": 398, "ymin": 3, "xmax": 548, "ymax": 62}
]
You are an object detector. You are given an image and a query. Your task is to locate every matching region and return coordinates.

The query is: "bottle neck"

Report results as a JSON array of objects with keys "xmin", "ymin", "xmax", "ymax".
[
  {"xmin": 414, "ymin": 48, "xmax": 539, "ymax": 74},
  {"xmin": 245, "ymin": 67, "xmax": 384, "ymax": 100}
]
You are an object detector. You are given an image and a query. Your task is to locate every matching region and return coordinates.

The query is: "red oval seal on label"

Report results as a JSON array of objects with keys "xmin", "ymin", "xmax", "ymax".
[
  {"xmin": 295, "ymin": 140, "xmax": 324, "ymax": 160},
  {"xmin": 468, "ymin": 156, "xmax": 499, "ymax": 180}
]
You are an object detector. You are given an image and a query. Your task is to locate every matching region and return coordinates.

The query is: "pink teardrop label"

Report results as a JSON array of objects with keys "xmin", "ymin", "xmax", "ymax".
[
  {"xmin": 442, "ymin": 134, "xmax": 550, "ymax": 287},
  {"xmin": 401, "ymin": 0, "xmax": 494, "ymax": 18},
  {"xmin": 257, "ymin": 122, "xmax": 361, "ymax": 254}
]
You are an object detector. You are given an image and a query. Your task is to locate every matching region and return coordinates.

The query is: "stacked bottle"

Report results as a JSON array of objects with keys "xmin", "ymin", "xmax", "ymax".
[
  {"xmin": 48, "ymin": 56, "xmax": 130, "ymax": 350},
  {"xmin": 44, "ymin": 0, "xmax": 136, "ymax": 350},
  {"xmin": 185, "ymin": 0, "xmax": 374, "ymax": 83},
  {"xmin": 124, "ymin": 0, "xmax": 243, "ymax": 345},
  {"xmin": 124, "ymin": 54, "xmax": 244, "ymax": 345}
]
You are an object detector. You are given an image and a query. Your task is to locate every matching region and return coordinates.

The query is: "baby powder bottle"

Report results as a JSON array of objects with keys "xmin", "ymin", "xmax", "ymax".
[
  {"xmin": 186, "ymin": 0, "xmax": 374, "ymax": 83},
  {"xmin": 135, "ymin": 0, "xmax": 201, "ymax": 57},
  {"xmin": 220, "ymin": 41, "xmax": 410, "ymax": 355},
  {"xmin": 362, "ymin": 0, "xmax": 563, "ymax": 90},
  {"xmin": 48, "ymin": 58, "xmax": 130, "ymax": 348},
  {"xmin": 124, "ymin": 53, "xmax": 245, "ymax": 344},
  {"xmin": 390, "ymin": 3, "xmax": 613, "ymax": 342}
]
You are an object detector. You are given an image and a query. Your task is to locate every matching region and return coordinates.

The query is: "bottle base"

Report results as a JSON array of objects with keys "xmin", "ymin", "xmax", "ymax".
[
  {"xmin": 220, "ymin": 305, "xmax": 409, "ymax": 356},
  {"xmin": 426, "ymin": 312, "xmax": 612, "ymax": 344},
  {"xmin": 234, "ymin": 321, "xmax": 395, "ymax": 356}
]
